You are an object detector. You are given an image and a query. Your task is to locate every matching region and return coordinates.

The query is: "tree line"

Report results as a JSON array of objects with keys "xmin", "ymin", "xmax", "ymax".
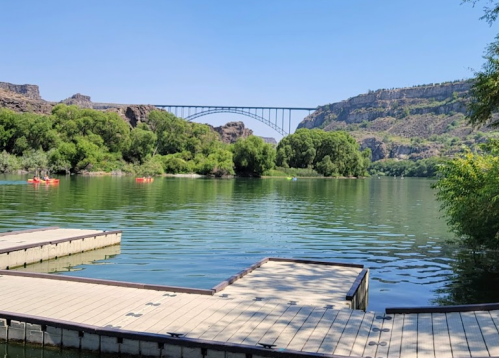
[{"xmin": 0, "ymin": 105, "xmax": 370, "ymax": 178}]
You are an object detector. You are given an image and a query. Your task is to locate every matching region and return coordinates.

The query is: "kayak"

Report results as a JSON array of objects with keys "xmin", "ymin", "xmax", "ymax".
[
  {"xmin": 28, "ymin": 179, "xmax": 60, "ymax": 184},
  {"xmin": 135, "ymin": 177, "xmax": 154, "ymax": 182}
]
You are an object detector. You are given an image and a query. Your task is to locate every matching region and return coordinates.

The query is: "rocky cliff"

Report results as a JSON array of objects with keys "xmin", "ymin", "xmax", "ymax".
[
  {"xmin": 212, "ymin": 121, "xmax": 253, "ymax": 143},
  {"xmin": 0, "ymin": 82, "xmax": 42, "ymax": 100},
  {"xmin": 298, "ymin": 80, "xmax": 495, "ymax": 161}
]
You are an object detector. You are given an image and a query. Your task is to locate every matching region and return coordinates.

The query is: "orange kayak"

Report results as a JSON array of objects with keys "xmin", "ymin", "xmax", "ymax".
[
  {"xmin": 28, "ymin": 179, "xmax": 60, "ymax": 184},
  {"xmin": 135, "ymin": 177, "xmax": 154, "ymax": 182}
]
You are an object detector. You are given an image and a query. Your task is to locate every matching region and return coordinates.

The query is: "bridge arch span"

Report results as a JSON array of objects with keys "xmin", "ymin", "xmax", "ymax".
[
  {"xmin": 185, "ymin": 108, "xmax": 287, "ymax": 136},
  {"xmin": 155, "ymin": 105, "xmax": 317, "ymax": 137}
]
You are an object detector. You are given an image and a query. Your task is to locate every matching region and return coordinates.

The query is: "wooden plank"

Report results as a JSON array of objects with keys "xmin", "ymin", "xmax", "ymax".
[
  {"xmin": 460, "ymin": 312, "xmax": 488, "ymax": 357},
  {"xmin": 361, "ymin": 313, "xmax": 384, "ymax": 358},
  {"xmin": 446, "ymin": 312, "xmax": 471, "ymax": 358},
  {"xmin": 474, "ymin": 311, "xmax": 499, "ymax": 357},
  {"xmin": 198, "ymin": 299, "xmax": 258, "ymax": 341},
  {"xmin": 431, "ymin": 313, "xmax": 453, "ymax": 358},
  {"xmin": 136, "ymin": 295, "xmax": 217, "ymax": 333},
  {"xmin": 240, "ymin": 303, "xmax": 292, "ymax": 346},
  {"xmin": 416, "ymin": 313, "xmax": 434, "ymax": 358},
  {"xmin": 387, "ymin": 314, "xmax": 404, "ymax": 358},
  {"xmin": 178, "ymin": 297, "xmax": 242, "ymax": 338},
  {"xmin": 332, "ymin": 309, "xmax": 365, "ymax": 356},
  {"xmin": 349, "ymin": 311, "xmax": 375, "ymax": 357},
  {"xmin": 225, "ymin": 302, "xmax": 281, "ymax": 344},
  {"xmin": 301, "ymin": 308, "xmax": 339, "ymax": 352},
  {"xmin": 124, "ymin": 293, "xmax": 207, "ymax": 333},
  {"xmin": 373, "ymin": 311, "xmax": 395, "ymax": 358},
  {"xmin": 318, "ymin": 309, "xmax": 353, "ymax": 354},
  {"xmin": 256, "ymin": 305, "xmax": 302, "ymax": 347},
  {"xmin": 272, "ymin": 306, "xmax": 314, "ymax": 349},
  {"xmin": 285, "ymin": 307, "xmax": 326, "ymax": 351},
  {"xmin": 399, "ymin": 314, "xmax": 418, "ymax": 358},
  {"xmin": 214, "ymin": 300, "xmax": 268, "ymax": 342}
]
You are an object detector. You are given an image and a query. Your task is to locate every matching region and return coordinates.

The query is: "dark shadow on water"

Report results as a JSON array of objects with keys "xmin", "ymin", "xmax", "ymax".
[{"xmin": 433, "ymin": 249, "xmax": 499, "ymax": 306}]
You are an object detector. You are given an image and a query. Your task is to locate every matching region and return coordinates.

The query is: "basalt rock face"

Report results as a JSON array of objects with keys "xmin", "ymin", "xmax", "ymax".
[
  {"xmin": 0, "ymin": 88, "xmax": 53, "ymax": 115},
  {"xmin": 0, "ymin": 82, "xmax": 42, "ymax": 100},
  {"xmin": 107, "ymin": 105, "xmax": 159, "ymax": 127},
  {"xmin": 298, "ymin": 80, "xmax": 494, "ymax": 161},
  {"xmin": 60, "ymin": 93, "xmax": 93, "ymax": 108},
  {"xmin": 213, "ymin": 121, "xmax": 253, "ymax": 143}
]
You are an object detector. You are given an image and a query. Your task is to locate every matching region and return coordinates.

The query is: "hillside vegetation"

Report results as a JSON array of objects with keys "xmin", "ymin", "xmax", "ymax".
[{"xmin": 298, "ymin": 80, "xmax": 499, "ymax": 162}]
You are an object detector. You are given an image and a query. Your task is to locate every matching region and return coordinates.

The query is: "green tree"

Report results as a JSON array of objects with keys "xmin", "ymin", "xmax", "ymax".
[
  {"xmin": 124, "ymin": 124, "xmax": 157, "ymax": 164},
  {"xmin": 432, "ymin": 141, "xmax": 499, "ymax": 249},
  {"xmin": 232, "ymin": 136, "xmax": 275, "ymax": 176}
]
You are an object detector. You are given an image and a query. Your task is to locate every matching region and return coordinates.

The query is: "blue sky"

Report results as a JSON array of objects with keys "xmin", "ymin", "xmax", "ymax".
[{"xmin": 1, "ymin": 0, "xmax": 497, "ymax": 139}]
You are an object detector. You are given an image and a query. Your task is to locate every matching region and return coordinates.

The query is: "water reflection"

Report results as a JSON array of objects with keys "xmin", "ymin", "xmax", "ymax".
[
  {"xmin": 0, "ymin": 342, "xmax": 100, "ymax": 358},
  {"xmin": 14, "ymin": 246, "xmax": 121, "ymax": 274},
  {"xmin": 434, "ymin": 250, "xmax": 499, "ymax": 305}
]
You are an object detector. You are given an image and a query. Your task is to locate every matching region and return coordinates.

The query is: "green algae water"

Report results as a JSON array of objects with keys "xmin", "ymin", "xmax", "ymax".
[{"xmin": 0, "ymin": 174, "xmax": 498, "ymax": 357}]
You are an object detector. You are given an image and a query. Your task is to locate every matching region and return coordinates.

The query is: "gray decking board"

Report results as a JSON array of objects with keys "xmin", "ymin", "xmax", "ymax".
[
  {"xmin": 349, "ymin": 311, "xmax": 376, "ymax": 357},
  {"xmin": 318, "ymin": 309, "xmax": 353, "ymax": 354},
  {"xmin": 417, "ymin": 313, "xmax": 435, "ymax": 358},
  {"xmin": 446, "ymin": 312, "xmax": 471, "ymax": 358},
  {"xmin": 387, "ymin": 314, "xmax": 404, "ymax": 358},
  {"xmin": 285, "ymin": 307, "xmax": 326, "ymax": 351},
  {"xmin": 373, "ymin": 312, "xmax": 395, "ymax": 358},
  {"xmin": 400, "ymin": 313, "xmax": 418, "ymax": 358},
  {"xmin": 475, "ymin": 311, "xmax": 499, "ymax": 357},
  {"xmin": 432, "ymin": 312, "xmax": 453, "ymax": 358},
  {"xmin": 331, "ymin": 309, "xmax": 366, "ymax": 356},
  {"xmin": 460, "ymin": 312, "xmax": 489, "ymax": 357},
  {"xmin": 220, "ymin": 301, "xmax": 281, "ymax": 345},
  {"xmin": 301, "ymin": 308, "xmax": 341, "ymax": 352}
]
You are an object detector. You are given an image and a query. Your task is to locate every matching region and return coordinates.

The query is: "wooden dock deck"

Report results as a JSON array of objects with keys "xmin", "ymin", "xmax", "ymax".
[
  {"xmin": 0, "ymin": 228, "xmax": 498, "ymax": 358},
  {"xmin": 0, "ymin": 271, "xmax": 498, "ymax": 358}
]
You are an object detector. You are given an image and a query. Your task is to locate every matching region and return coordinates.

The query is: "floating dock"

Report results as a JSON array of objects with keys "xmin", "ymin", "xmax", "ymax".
[
  {"xmin": 0, "ymin": 228, "xmax": 498, "ymax": 358},
  {"xmin": 0, "ymin": 227, "xmax": 121, "ymax": 270}
]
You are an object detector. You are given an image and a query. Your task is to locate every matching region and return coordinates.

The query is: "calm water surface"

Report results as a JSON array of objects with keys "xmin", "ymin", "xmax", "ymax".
[{"xmin": 1, "ymin": 175, "xmax": 457, "ymax": 310}]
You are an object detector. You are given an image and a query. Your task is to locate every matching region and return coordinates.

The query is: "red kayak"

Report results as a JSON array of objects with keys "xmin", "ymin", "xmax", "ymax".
[
  {"xmin": 28, "ymin": 179, "xmax": 60, "ymax": 184},
  {"xmin": 135, "ymin": 177, "xmax": 154, "ymax": 182}
]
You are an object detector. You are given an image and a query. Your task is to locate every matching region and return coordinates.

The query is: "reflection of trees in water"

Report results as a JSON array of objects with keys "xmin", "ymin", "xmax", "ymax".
[{"xmin": 434, "ymin": 250, "xmax": 499, "ymax": 306}]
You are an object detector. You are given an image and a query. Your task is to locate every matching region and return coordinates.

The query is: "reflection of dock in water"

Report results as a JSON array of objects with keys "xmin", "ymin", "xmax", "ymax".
[{"xmin": 14, "ymin": 245, "xmax": 120, "ymax": 273}]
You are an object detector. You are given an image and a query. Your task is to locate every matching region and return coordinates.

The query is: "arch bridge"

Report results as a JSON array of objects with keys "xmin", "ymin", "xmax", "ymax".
[{"xmin": 154, "ymin": 105, "xmax": 317, "ymax": 136}]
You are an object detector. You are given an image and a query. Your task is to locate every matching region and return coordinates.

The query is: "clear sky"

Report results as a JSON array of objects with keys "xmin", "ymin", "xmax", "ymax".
[{"xmin": 1, "ymin": 1, "xmax": 497, "ymax": 140}]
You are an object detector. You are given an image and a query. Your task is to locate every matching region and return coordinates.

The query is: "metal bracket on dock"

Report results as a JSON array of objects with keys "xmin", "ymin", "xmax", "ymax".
[
  {"xmin": 376, "ymin": 315, "xmax": 392, "ymax": 320},
  {"xmin": 167, "ymin": 332, "xmax": 184, "ymax": 338},
  {"xmin": 368, "ymin": 341, "xmax": 387, "ymax": 346},
  {"xmin": 254, "ymin": 297, "xmax": 264, "ymax": 301},
  {"xmin": 258, "ymin": 343, "xmax": 276, "ymax": 349}
]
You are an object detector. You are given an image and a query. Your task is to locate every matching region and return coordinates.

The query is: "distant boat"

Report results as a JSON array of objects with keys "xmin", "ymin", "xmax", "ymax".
[{"xmin": 136, "ymin": 177, "xmax": 154, "ymax": 182}]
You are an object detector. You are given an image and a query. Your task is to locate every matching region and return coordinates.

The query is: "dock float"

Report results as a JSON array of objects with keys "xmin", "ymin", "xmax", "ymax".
[
  {"xmin": 0, "ymin": 228, "xmax": 498, "ymax": 358},
  {"xmin": 0, "ymin": 227, "xmax": 122, "ymax": 270}
]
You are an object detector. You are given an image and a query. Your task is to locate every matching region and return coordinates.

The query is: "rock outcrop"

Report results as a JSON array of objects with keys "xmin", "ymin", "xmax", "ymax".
[
  {"xmin": 60, "ymin": 93, "xmax": 93, "ymax": 108},
  {"xmin": 213, "ymin": 121, "xmax": 253, "ymax": 143},
  {"xmin": 107, "ymin": 105, "xmax": 159, "ymax": 127},
  {"xmin": 0, "ymin": 82, "xmax": 42, "ymax": 100},
  {"xmin": 297, "ymin": 80, "xmax": 494, "ymax": 161},
  {"xmin": 0, "ymin": 88, "xmax": 53, "ymax": 115}
]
